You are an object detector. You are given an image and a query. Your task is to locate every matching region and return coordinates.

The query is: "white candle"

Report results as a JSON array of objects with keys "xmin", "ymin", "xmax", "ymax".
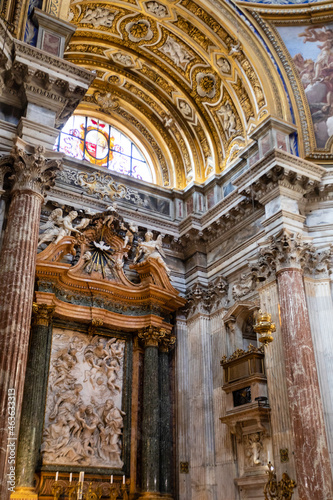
[
  {"xmin": 69, "ymin": 473, "xmax": 72, "ymax": 483},
  {"xmin": 79, "ymin": 471, "xmax": 84, "ymax": 483},
  {"xmin": 55, "ymin": 472, "xmax": 59, "ymax": 482},
  {"xmin": 123, "ymin": 475, "xmax": 125, "ymax": 484},
  {"xmin": 111, "ymin": 475, "xmax": 113, "ymax": 484}
]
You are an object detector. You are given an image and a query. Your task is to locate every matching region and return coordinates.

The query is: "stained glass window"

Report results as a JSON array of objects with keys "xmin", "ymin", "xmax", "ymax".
[{"xmin": 54, "ymin": 116, "xmax": 153, "ymax": 182}]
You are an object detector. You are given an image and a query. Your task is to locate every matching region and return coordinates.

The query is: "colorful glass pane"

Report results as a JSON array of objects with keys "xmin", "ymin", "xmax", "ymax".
[{"xmin": 55, "ymin": 115, "xmax": 152, "ymax": 182}]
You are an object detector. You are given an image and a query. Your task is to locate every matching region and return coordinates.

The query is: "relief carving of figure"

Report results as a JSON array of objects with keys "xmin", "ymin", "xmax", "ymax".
[
  {"xmin": 244, "ymin": 433, "xmax": 263, "ymax": 467},
  {"xmin": 146, "ymin": 1, "xmax": 168, "ymax": 17},
  {"xmin": 42, "ymin": 332, "xmax": 125, "ymax": 467},
  {"xmin": 160, "ymin": 36, "xmax": 194, "ymax": 70},
  {"xmin": 134, "ymin": 231, "xmax": 171, "ymax": 278},
  {"xmin": 98, "ymin": 399, "xmax": 125, "ymax": 461},
  {"xmin": 80, "ymin": 7, "xmax": 118, "ymax": 28},
  {"xmin": 217, "ymin": 101, "xmax": 238, "ymax": 138}
]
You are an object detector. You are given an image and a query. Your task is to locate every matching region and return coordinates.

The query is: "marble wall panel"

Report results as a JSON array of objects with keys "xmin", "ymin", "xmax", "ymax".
[
  {"xmin": 304, "ymin": 278, "xmax": 333, "ymax": 473},
  {"xmin": 41, "ymin": 328, "xmax": 126, "ymax": 469}
]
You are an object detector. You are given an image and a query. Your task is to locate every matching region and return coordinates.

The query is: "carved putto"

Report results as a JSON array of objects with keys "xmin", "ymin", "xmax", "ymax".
[
  {"xmin": 145, "ymin": 1, "xmax": 168, "ymax": 17},
  {"xmin": 159, "ymin": 36, "xmax": 194, "ymax": 70},
  {"xmin": 42, "ymin": 331, "xmax": 125, "ymax": 468},
  {"xmin": 80, "ymin": 7, "xmax": 118, "ymax": 28},
  {"xmin": 217, "ymin": 101, "xmax": 238, "ymax": 138}
]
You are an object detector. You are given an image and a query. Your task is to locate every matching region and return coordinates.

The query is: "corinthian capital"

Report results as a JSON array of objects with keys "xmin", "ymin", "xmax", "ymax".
[
  {"xmin": 9, "ymin": 141, "xmax": 62, "ymax": 196},
  {"xmin": 257, "ymin": 229, "xmax": 308, "ymax": 273},
  {"xmin": 160, "ymin": 332, "xmax": 176, "ymax": 352},
  {"xmin": 138, "ymin": 326, "xmax": 166, "ymax": 347},
  {"xmin": 32, "ymin": 303, "xmax": 55, "ymax": 326}
]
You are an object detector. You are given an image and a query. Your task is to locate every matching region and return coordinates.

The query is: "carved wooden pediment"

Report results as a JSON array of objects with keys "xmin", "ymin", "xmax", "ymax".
[{"xmin": 36, "ymin": 208, "xmax": 186, "ymax": 328}]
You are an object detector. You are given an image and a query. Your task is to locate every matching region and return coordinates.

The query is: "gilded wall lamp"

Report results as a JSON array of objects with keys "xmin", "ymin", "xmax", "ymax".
[{"xmin": 253, "ymin": 310, "xmax": 276, "ymax": 346}]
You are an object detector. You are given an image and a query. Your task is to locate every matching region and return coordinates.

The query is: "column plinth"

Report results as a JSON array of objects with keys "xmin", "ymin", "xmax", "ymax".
[{"xmin": 0, "ymin": 143, "xmax": 61, "ymax": 500}]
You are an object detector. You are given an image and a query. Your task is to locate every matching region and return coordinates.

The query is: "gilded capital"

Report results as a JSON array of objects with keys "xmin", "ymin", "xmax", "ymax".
[
  {"xmin": 32, "ymin": 303, "xmax": 55, "ymax": 326},
  {"xmin": 10, "ymin": 143, "xmax": 62, "ymax": 196},
  {"xmin": 138, "ymin": 326, "xmax": 166, "ymax": 347},
  {"xmin": 159, "ymin": 332, "xmax": 176, "ymax": 352}
]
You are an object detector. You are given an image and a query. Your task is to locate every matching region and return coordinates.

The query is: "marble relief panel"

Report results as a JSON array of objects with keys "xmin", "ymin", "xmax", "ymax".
[{"xmin": 41, "ymin": 329, "xmax": 125, "ymax": 469}]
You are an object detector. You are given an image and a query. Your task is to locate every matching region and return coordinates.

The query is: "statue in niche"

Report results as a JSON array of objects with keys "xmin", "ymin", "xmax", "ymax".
[
  {"xmin": 134, "ymin": 231, "xmax": 171, "ymax": 278},
  {"xmin": 38, "ymin": 208, "xmax": 90, "ymax": 247},
  {"xmin": 42, "ymin": 332, "xmax": 125, "ymax": 467},
  {"xmin": 244, "ymin": 433, "xmax": 263, "ymax": 467}
]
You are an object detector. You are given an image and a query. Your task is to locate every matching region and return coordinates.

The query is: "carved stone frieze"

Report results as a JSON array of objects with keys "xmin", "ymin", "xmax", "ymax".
[{"xmin": 57, "ymin": 168, "xmax": 144, "ymax": 205}]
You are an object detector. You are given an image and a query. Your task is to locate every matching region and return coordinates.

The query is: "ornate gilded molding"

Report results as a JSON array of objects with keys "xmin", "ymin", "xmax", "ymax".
[
  {"xmin": 138, "ymin": 325, "xmax": 166, "ymax": 347},
  {"xmin": 32, "ymin": 302, "xmax": 55, "ymax": 326}
]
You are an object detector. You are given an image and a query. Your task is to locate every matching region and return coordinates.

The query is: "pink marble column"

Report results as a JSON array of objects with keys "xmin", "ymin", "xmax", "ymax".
[
  {"xmin": 277, "ymin": 268, "xmax": 333, "ymax": 499},
  {"xmin": 0, "ymin": 143, "xmax": 61, "ymax": 500}
]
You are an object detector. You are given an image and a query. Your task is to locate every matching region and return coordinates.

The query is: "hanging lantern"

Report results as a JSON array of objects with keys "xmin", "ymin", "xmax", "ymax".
[{"xmin": 253, "ymin": 310, "xmax": 276, "ymax": 346}]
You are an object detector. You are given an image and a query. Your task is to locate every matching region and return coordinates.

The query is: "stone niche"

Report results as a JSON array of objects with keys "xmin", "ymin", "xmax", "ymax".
[
  {"xmin": 220, "ymin": 346, "xmax": 272, "ymax": 500},
  {"xmin": 42, "ymin": 328, "xmax": 126, "ymax": 469}
]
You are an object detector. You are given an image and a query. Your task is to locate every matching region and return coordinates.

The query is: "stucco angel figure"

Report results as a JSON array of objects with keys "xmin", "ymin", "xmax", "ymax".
[
  {"xmin": 38, "ymin": 209, "xmax": 89, "ymax": 247},
  {"xmin": 134, "ymin": 231, "xmax": 171, "ymax": 278}
]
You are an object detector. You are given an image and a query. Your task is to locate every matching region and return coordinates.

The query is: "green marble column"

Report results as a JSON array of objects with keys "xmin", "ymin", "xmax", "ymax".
[
  {"xmin": 14, "ymin": 303, "xmax": 55, "ymax": 496},
  {"xmin": 138, "ymin": 326, "xmax": 165, "ymax": 499},
  {"xmin": 159, "ymin": 333, "xmax": 175, "ymax": 498}
]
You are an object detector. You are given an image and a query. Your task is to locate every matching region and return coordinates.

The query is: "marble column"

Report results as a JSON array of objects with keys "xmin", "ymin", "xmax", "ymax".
[
  {"xmin": 159, "ymin": 332, "xmax": 175, "ymax": 498},
  {"xmin": 12, "ymin": 304, "xmax": 55, "ymax": 500},
  {"xmin": 138, "ymin": 326, "xmax": 165, "ymax": 500},
  {"xmin": 0, "ymin": 143, "xmax": 61, "ymax": 500},
  {"xmin": 277, "ymin": 268, "xmax": 333, "ymax": 500}
]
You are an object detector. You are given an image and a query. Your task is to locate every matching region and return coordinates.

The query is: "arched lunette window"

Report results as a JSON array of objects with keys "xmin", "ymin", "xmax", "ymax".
[{"xmin": 54, "ymin": 115, "xmax": 153, "ymax": 182}]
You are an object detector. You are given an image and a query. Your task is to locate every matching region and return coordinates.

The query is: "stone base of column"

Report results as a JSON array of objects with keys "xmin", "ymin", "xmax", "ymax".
[{"xmin": 10, "ymin": 487, "xmax": 38, "ymax": 500}]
